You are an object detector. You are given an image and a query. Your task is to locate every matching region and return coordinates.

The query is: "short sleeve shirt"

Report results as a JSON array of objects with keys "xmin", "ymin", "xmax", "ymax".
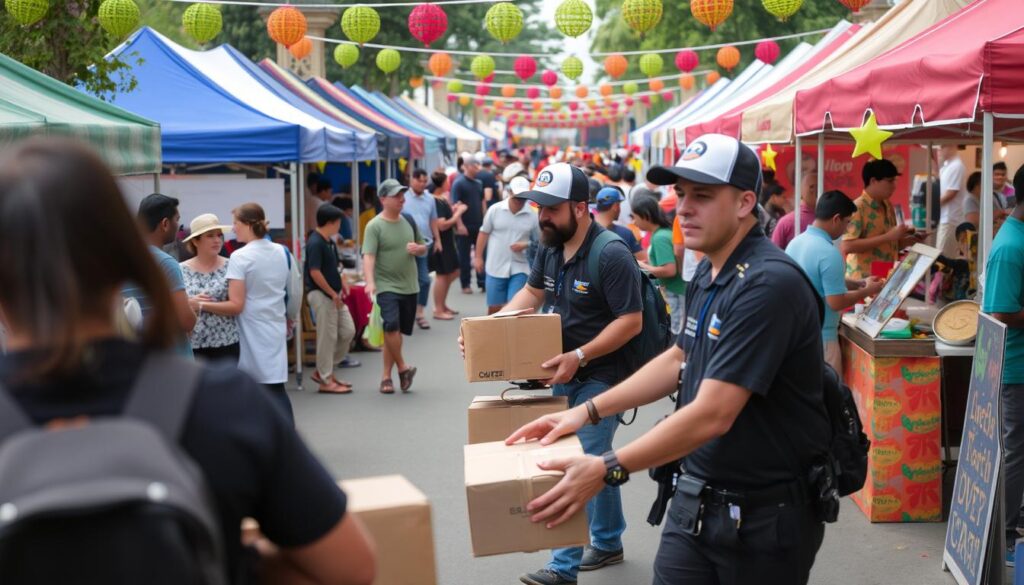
[
  {"xmin": 304, "ymin": 231, "xmax": 342, "ymax": 294},
  {"xmin": 842, "ymin": 192, "xmax": 898, "ymax": 280},
  {"xmin": 770, "ymin": 203, "xmax": 815, "ymax": 250},
  {"xmin": 480, "ymin": 200, "xmax": 537, "ymax": 278},
  {"xmin": 939, "ymin": 158, "xmax": 968, "ymax": 225},
  {"xmin": 609, "ymin": 224, "xmax": 642, "ymax": 255},
  {"xmin": 403, "ymin": 190, "xmax": 439, "ymax": 245},
  {"xmin": 648, "ymin": 227, "xmax": 686, "ymax": 295},
  {"xmin": 786, "ymin": 226, "xmax": 848, "ymax": 342},
  {"xmin": 363, "ymin": 215, "xmax": 420, "ymax": 295},
  {"xmin": 226, "ymin": 239, "xmax": 289, "ymax": 384},
  {"xmin": 123, "ymin": 246, "xmax": 193, "ymax": 358},
  {"xmin": 527, "ymin": 221, "xmax": 643, "ymax": 384},
  {"xmin": 451, "ymin": 176, "xmax": 485, "ymax": 228},
  {"xmin": 677, "ymin": 226, "xmax": 830, "ymax": 489},
  {"xmin": 982, "ymin": 216, "xmax": 1024, "ymax": 384}
]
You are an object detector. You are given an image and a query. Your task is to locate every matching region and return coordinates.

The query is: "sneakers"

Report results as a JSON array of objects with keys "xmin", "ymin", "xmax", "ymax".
[
  {"xmin": 1008, "ymin": 543, "xmax": 1016, "ymax": 568},
  {"xmin": 580, "ymin": 546, "xmax": 624, "ymax": 571},
  {"xmin": 519, "ymin": 568, "xmax": 575, "ymax": 585}
]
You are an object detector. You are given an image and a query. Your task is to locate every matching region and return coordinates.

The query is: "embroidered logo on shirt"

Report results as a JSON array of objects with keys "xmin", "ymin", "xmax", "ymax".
[
  {"xmin": 572, "ymin": 279, "xmax": 590, "ymax": 295},
  {"xmin": 707, "ymin": 314, "xmax": 722, "ymax": 340},
  {"xmin": 684, "ymin": 316, "xmax": 698, "ymax": 338},
  {"xmin": 543, "ymin": 275, "xmax": 556, "ymax": 292}
]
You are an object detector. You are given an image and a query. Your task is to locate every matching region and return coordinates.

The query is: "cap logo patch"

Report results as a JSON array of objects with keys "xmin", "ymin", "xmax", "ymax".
[
  {"xmin": 536, "ymin": 171, "xmax": 554, "ymax": 187},
  {"xmin": 682, "ymin": 141, "xmax": 707, "ymax": 161}
]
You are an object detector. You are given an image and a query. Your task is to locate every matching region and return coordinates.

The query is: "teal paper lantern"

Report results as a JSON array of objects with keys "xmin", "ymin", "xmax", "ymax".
[
  {"xmin": 375, "ymin": 48, "xmax": 401, "ymax": 74},
  {"xmin": 4, "ymin": 0, "xmax": 48, "ymax": 26},
  {"xmin": 555, "ymin": 0, "xmax": 592, "ymax": 38},
  {"xmin": 341, "ymin": 5, "xmax": 380, "ymax": 45},
  {"xmin": 561, "ymin": 55, "xmax": 583, "ymax": 81},
  {"xmin": 98, "ymin": 0, "xmax": 139, "ymax": 37},
  {"xmin": 182, "ymin": 3, "xmax": 222, "ymax": 44},
  {"xmin": 447, "ymin": 80, "xmax": 463, "ymax": 93},
  {"xmin": 639, "ymin": 53, "xmax": 664, "ymax": 77},
  {"xmin": 484, "ymin": 2, "xmax": 523, "ymax": 44},
  {"xmin": 334, "ymin": 43, "xmax": 359, "ymax": 69},
  {"xmin": 470, "ymin": 54, "xmax": 495, "ymax": 80}
]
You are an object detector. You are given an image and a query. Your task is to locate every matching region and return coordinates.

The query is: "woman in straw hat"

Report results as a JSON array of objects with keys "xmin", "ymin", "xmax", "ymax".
[{"xmin": 180, "ymin": 214, "xmax": 239, "ymax": 363}]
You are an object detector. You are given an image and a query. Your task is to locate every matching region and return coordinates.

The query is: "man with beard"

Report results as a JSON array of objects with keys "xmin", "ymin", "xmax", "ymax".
[{"xmin": 473, "ymin": 162, "xmax": 643, "ymax": 585}]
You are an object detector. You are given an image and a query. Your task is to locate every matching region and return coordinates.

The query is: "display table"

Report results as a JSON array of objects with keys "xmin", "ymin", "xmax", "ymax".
[{"xmin": 840, "ymin": 322, "xmax": 942, "ymax": 523}]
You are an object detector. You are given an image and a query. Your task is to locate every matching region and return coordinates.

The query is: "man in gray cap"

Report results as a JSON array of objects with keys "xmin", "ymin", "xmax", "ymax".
[{"xmin": 505, "ymin": 134, "xmax": 831, "ymax": 585}]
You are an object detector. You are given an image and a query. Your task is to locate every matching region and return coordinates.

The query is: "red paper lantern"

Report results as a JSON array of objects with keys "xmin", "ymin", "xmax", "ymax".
[
  {"xmin": 484, "ymin": 73, "xmax": 495, "ymax": 84},
  {"xmin": 526, "ymin": 87, "xmax": 540, "ymax": 99},
  {"xmin": 541, "ymin": 70, "xmax": 558, "ymax": 87},
  {"xmin": 675, "ymin": 49, "xmax": 699, "ymax": 73},
  {"xmin": 267, "ymin": 6, "xmax": 307, "ymax": 47},
  {"xmin": 640, "ymin": 95, "xmax": 651, "ymax": 106},
  {"xmin": 428, "ymin": 52, "xmax": 452, "ymax": 77},
  {"xmin": 514, "ymin": 55, "xmax": 537, "ymax": 81},
  {"xmin": 288, "ymin": 37, "xmax": 312, "ymax": 60},
  {"xmin": 604, "ymin": 54, "xmax": 628, "ymax": 79},
  {"xmin": 837, "ymin": 0, "xmax": 871, "ymax": 13},
  {"xmin": 408, "ymin": 3, "xmax": 447, "ymax": 47},
  {"xmin": 755, "ymin": 40, "xmax": 780, "ymax": 64},
  {"xmin": 483, "ymin": 106, "xmax": 492, "ymax": 114}
]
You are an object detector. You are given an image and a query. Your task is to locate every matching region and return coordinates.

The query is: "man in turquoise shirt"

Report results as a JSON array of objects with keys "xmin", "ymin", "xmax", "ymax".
[
  {"xmin": 982, "ymin": 165, "xmax": 1024, "ymax": 563},
  {"xmin": 786, "ymin": 191, "xmax": 883, "ymax": 373}
]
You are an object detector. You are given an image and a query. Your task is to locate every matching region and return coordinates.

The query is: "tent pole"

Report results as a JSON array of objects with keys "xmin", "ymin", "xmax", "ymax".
[
  {"xmin": 817, "ymin": 134, "xmax": 825, "ymax": 199},
  {"xmin": 153, "ymin": 172, "xmax": 161, "ymax": 194},
  {"xmin": 981, "ymin": 113, "xmax": 994, "ymax": 278},
  {"xmin": 386, "ymin": 155, "xmax": 393, "ymax": 180},
  {"xmin": 925, "ymin": 142, "xmax": 933, "ymax": 296},
  {"xmin": 375, "ymin": 158, "xmax": 381, "ymax": 188},
  {"xmin": 794, "ymin": 135, "xmax": 803, "ymax": 237},
  {"xmin": 289, "ymin": 162, "xmax": 303, "ymax": 391},
  {"xmin": 352, "ymin": 161, "xmax": 361, "ymax": 269}
]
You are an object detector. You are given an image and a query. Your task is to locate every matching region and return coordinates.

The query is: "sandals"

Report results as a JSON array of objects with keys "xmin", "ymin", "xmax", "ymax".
[
  {"xmin": 416, "ymin": 316, "xmax": 431, "ymax": 330},
  {"xmin": 398, "ymin": 366, "xmax": 417, "ymax": 393},
  {"xmin": 318, "ymin": 380, "xmax": 352, "ymax": 394},
  {"xmin": 433, "ymin": 311, "xmax": 454, "ymax": 321},
  {"xmin": 379, "ymin": 379, "xmax": 395, "ymax": 394}
]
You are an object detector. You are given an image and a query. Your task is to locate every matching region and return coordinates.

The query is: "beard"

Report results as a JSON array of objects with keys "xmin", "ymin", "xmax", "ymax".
[{"xmin": 540, "ymin": 212, "xmax": 578, "ymax": 247}]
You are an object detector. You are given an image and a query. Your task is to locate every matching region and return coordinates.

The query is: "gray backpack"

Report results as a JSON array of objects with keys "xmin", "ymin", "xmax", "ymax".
[{"xmin": 0, "ymin": 354, "xmax": 227, "ymax": 585}]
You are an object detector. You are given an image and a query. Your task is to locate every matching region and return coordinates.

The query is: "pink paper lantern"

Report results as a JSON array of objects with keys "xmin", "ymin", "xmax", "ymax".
[
  {"xmin": 407, "ymin": 3, "xmax": 448, "ymax": 47},
  {"xmin": 625, "ymin": 97, "xmax": 635, "ymax": 107},
  {"xmin": 755, "ymin": 40, "xmax": 780, "ymax": 64},
  {"xmin": 446, "ymin": 94, "xmax": 457, "ymax": 103},
  {"xmin": 475, "ymin": 98, "xmax": 485, "ymax": 106},
  {"xmin": 514, "ymin": 55, "xmax": 537, "ymax": 81},
  {"xmin": 541, "ymin": 69, "xmax": 558, "ymax": 87},
  {"xmin": 568, "ymin": 101, "xmax": 579, "ymax": 111},
  {"xmin": 476, "ymin": 84, "xmax": 492, "ymax": 96},
  {"xmin": 570, "ymin": 113, "xmax": 578, "ymax": 120},
  {"xmin": 661, "ymin": 90, "xmax": 673, "ymax": 101},
  {"xmin": 526, "ymin": 87, "xmax": 540, "ymax": 99},
  {"xmin": 514, "ymin": 100, "xmax": 524, "ymax": 110},
  {"xmin": 483, "ymin": 106, "xmax": 492, "ymax": 114},
  {"xmin": 609, "ymin": 102, "xmax": 620, "ymax": 110},
  {"xmin": 675, "ymin": 49, "xmax": 699, "ymax": 73},
  {"xmin": 640, "ymin": 94, "xmax": 651, "ymax": 106},
  {"xmin": 483, "ymin": 73, "xmax": 495, "ymax": 84}
]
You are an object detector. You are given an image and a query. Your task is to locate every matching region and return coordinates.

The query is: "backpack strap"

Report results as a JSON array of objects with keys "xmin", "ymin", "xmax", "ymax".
[
  {"xmin": 586, "ymin": 229, "xmax": 625, "ymax": 291},
  {"xmin": 0, "ymin": 381, "xmax": 34, "ymax": 441},
  {"xmin": 124, "ymin": 354, "xmax": 203, "ymax": 441}
]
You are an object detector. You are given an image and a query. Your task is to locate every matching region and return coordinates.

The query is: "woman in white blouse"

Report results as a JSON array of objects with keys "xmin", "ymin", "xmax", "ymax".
[
  {"xmin": 196, "ymin": 203, "xmax": 297, "ymax": 422},
  {"xmin": 180, "ymin": 213, "xmax": 239, "ymax": 363}
]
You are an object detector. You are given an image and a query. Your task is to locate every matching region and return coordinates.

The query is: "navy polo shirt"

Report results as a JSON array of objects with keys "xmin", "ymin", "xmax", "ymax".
[
  {"xmin": 528, "ymin": 220, "xmax": 643, "ymax": 384},
  {"xmin": 677, "ymin": 225, "xmax": 830, "ymax": 490}
]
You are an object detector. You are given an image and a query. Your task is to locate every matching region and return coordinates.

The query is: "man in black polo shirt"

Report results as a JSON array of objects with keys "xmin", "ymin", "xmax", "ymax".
[
  {"xmin": 305, "ymin": 204, "xmax": 355, "ymax": 394},
  {"xmin": 492, "ymin": 162, "xmax": 643, "ymax": 585},
  {"xmin": 507, "ymin": 135, "xmax": 831, "ymax": 585}
]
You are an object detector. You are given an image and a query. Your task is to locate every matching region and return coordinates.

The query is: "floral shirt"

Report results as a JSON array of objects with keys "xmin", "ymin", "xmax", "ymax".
[
  {"xmin": 181, "ymin": 262, "xmax": 239, "ymax": 349},
  {"xmin": 842, "ymin": 191, "xmax": 898, "ymax": 280}
]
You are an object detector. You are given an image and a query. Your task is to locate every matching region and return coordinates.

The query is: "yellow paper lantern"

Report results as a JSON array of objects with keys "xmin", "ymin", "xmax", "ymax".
[
  {"xmin": 182, "ymin": 2, "xmax": 222, "ymax": 44},
  {"xmin": 98, "ymin": 0, "xmax": 140, "ymax": 38},
  {"xmin": 484, "ymin": 2, "xmax": 523, "ymax": 44},
  {"xmin": 458, "ymin": 95, "xmax": 471, "ymax": 106},
  {"xmin": 341, "ymin": 5, "xmax": 380, "ymax": 46},
  {"xmin": 554, "ymin": 0, "xmax": 592, "ymax": 38},
  {"xmin": 375, "ymin": 48, "xmax": 401, "ymax": 74},
  {"xmin": 334, "ymin": 44, "xmax": 359, "ymax": 69},
  {"xmin": 621, "ymin": 0, "xmax": 662, "ymax": 35}
]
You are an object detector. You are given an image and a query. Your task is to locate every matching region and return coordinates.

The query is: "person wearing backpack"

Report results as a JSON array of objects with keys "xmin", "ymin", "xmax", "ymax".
[
  {"xmin": 0, "ymin": 137, "xmax": 376, "ymax": 585},
  {"xmin": 461, "ymin": 162, "xmax": 643, "ymax": 585},
  {"xmin": 505, "ymin": 135, "xmax": 833, "ymax": 585}
]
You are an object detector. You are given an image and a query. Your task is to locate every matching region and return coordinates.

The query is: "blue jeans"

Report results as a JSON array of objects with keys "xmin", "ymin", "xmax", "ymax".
[
  {"xmin": 484, "ymin": 273, "xmax": 528, "ymax": 307},
  {"xmin": 415, "ymin": 254, "xmax": 431, "ymax": 308},
  {"xmin": 548, "ymin": 378, "xmax": 626, "ymax": 580}
]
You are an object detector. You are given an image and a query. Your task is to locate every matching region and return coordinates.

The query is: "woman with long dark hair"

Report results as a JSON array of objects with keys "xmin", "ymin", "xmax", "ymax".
[
  {"xmin": 428, "ymin": 171, "xmax": 467, "ymax": 319},
  {"xmin": 0, "ymin": 138, "xmax": 375, "ymax": 585},
  {"xmin": 633, "ymin": 196, "xmax": 688, "ymax": 335}
]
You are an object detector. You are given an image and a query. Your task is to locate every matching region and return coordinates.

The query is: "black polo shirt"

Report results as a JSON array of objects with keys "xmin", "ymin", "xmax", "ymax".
[
  {"xmin": 528, "ymin": 220, "xmax": 643, "ymax": 384},
  {"xmin": 677, "ymin": 225, "xmax": 830, "ymax": 490},
  {"xmin": 304, "ymin": 231, "xmax": 342, "ymax": 294}
]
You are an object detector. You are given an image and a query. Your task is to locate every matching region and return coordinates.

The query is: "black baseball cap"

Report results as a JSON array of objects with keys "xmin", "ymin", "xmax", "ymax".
[
  {"xmin": 518, "ymin": 163, "xmax": 590, "ymax": 207},
  {"xmin": 646, "ymin": 133, "xmax": 762, "ymax": 193}
]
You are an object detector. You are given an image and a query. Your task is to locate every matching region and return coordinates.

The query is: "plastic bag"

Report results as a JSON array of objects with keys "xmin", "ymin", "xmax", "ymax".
[{"xmin": 363, "ymin": 300, "xmax": 384, "ymax": 348}]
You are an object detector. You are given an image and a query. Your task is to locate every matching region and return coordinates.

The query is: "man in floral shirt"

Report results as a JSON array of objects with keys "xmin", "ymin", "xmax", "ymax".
[{"xmin": 840, "ymin": 160, "xmax": 920, "ymax": 279}]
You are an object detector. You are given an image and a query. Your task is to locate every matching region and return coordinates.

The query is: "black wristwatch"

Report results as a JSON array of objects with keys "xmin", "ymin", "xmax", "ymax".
[{"xmin": 602, "ymin": 450, "xmax": 630, "ymax": 487}]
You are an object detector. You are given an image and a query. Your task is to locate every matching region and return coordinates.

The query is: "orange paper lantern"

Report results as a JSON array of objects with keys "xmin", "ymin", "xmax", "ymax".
[
  {"xmin": 494, "ymin": 99, "xmax": 505, "ymax": 110},
  {"xmin": 549, "ymin": 86, "xmax": 563, "ymax": 99},
  {"xmin": 428, "ymin": 52, "xmax": 452, "ymax": 77},
  {"xmin": 267, "ymin": 6, "xmax": 307, "ymax": 47},
  {"xmin": 501, "ymin": 84, "xmax": 516, "ymax": 98},
  {"xmin": 599, "ymin": 83, "xmax": 613, "ymax": 97},
  {"xmin": 458, "ymin": 95, "xmax": 471, "ymax": 106},
  {"xmin": 707, "ymin": 70, "xmax": 721, "ymax": 84},
  {"xmin": 533, "ymin": 100, "xmax": 543, "ymax": 111},
  {"xmin": 716, "ymin": 45, "xmax": 740, "ymax": 71},
  {"xmin": 690, "ymin": 0, "xmax": 733, "ymax": 32},
  {"xmin": 603, "ymin": 54, "xmax": 628, "ymax": 79},
  {"xmin": 288, "ymin": 37, "xmax": 312, "ymax": 60},
  {"xmin": 649, "ymin": 78, "xmax": 664, "ymax": 92},
  {"xmin": 575, "ymin": 86, "xmax": 589, "ymax": 98},
  {"xmin": 409, "ymin": 76, "xmax": 424, "ymax": 88},
  {"xmin": 679, "ymin": 74, "xmax": 695, "ymax": 90}
]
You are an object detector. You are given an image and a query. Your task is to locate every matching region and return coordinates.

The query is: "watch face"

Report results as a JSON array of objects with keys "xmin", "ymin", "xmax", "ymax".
[{"xmin": 605, "ymin": 467, "xmax": 629, "ymax": 487}]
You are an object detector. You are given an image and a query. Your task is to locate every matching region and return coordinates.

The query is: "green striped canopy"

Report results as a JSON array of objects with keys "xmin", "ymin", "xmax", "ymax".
[{"xmin": 0, "ymin": 51, "xmax": 160, "ymax": 175}]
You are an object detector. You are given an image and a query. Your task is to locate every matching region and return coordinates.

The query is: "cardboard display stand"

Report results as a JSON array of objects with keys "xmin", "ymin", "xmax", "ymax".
[{"xmin": 854, "ymin": 243, "xmax": 941, "ymax": 339}]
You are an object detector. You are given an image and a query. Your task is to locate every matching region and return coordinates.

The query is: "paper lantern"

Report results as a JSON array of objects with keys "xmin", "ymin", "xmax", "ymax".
[
  {"xmin": 428, "ymin": 52, "xmax": 452, "ymax": 77},
  {"xmin": 447, "ymin": 79, "xmax": 463, "ymax": 93},
  {"xmin": 599, "ymin": 84, "xmax": 613, "ymax": 97},
  {"xmin": 446, "ymin": 94, "xmax": 457, "ymax": 103},
  {"xmin": 98, "ymin": 0, "xmax": 139, "ymax": 38},
  {"xmin": 549, "ymin": 86, "xmax": 563, "ymax": 99},
  {"xmin": 562, "ymin": 56, "xmax": 583, "ymax": 81},
  {"xmin": 494, "ymin": 99, "xmax": 505, "ymax": 110},
  {"xmin": 182, "ymin": 3, "xmax": 221, "ymax": 43},
  {"xmin": 603, "ymin": 97, "xmax": 614, "ymax": 106},
  {"xmin": 649, "ymin": 78, "xmax": 664, "ymax": 92},
  {"xmin": 675, "ymin": 49, "xmax": 698, "ymax": 73},
  {"xmin": 625, "ymin": 97, "xmax": 635, "ymax": 107},
  {"xmin": 639, "ymin": 53, "xmax": 663, "ymax": 77},
  {"xmin": 587, "ymin": 99, "xmax": 598, "ymax": 109},
  {"xmin": 514, "ymin": 56, "xmax": 537, "ymax": 81},
  {"xmin": 334, "ymin": 44, "xmax": 359, "ymax": 69},
  {"xmin": 679, "ymin": 73, "xmax": 694, "ymax": 90},
  {"xmin": 475, "ymin": 98, "xmax": 486, "ymax": 107},
  {"xmin": 755, "ymin": 40, "xmax": 780, "ymax": 64},
  {"xmin": 459, "ymin": 95, "xmax": 471, "ymax": 106},
  {"xmin": 541, "ymin": 69, "xmax": 558, "ymax": 87},
  {"xmin": 604, "ymin": 54, "xmax": 628, "ymax": 79},
  {"xmin": 289, "ymin": 37, "xmax": 313, "ymax": 60},
  {"xmin": 471, "ymin": 55, "xmax": 495, "ymax": 80},
  {"xmin": 640, "ymin": 94, "xmax": 652, "ymax": 106},
  {"xmin": 4, "ymin": 0, "xmax": 47, "ymax": 25},
  {"xmin": 375, "ymin": 49, "xmax": 401, "ymax": 74},
  {"xmin": 622, "ymin": 0, "xmax": 662, "ymax": 34},
  {"xmin": 762, "ymin": 0, "xmax": 802, "ymax": 21},
  {"xmin": 501, "ymin": 84, "xmax": 516, "ymax": 98},
  {"xmin": 575, "ymin": 86, "xmax": 589, "ymax": 99},
  {"xmin": 551, "ymin": 100, "xmax": 562, "ymax": 110},
  {"xmin": 526, "ymin": 87, "xmax": 540, "ymax": 99},
  {"xmin": 837, "ymin": 0, "xmax": 872, "ymax": 12},
  {"xmin": 482, "ymin": 106, "xmax": 492, "ymax": 115},
  {"xmin": 622, "ymin": 81, "xmax": 639, "ymax": 95},
  {"xmin": 409, "ymin": 76, "xmax": 424, "ymax": 88},
  {"xmin": 407, "ymin": 3, "xmax": 447, "ymax": 47},
  {"xmin": 514, "ymin": 100, "xmax": 524, "ymax": 110},
  {"xmin": 341, "ymin": 5, "xmax": 380, "ymax": 46},
  {"xmin": 476, "ymin": 84, "xmax": 492, "ymax": 97},
  {"xmin": 707, "ymin": 70, "xmax": 721, "ymax": 84},
  {"xmin": 690, "ymin": 0, "xmax": 733, "ymax": 31},
  {"xmin": 661, "ymin": 90, "xmax": 674, "ymax": 102},
  {"xmin": 533, "ymin": 101, "xmax": 543, "ymax": 111},
  {"xmin": 554, "ymin": 0, "xmax": 592, "ymax": 38},
  {"xmin": 716, "ymin": 45, "xmax": 740, "ymax": 71},
  {"xmin": 568, "ymin": 101, "xmax": 579, "ymax": 111},
  {"xmin": 268, "ymin": 6, "xmax": 307, "ymax": 47},
  {"xmin": 484, "ymin": 73, "xmax": 495, "ymax": 83},
  {"xmin": 485, "ymin": 2, "xmax": 523, "ymax": 43}
]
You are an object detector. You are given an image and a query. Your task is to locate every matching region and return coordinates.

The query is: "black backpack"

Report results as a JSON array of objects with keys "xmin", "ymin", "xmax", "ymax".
[
  {"xmin": 0, "ymin": 355, "xmax": 227, "ymax": 585},
  {"xmin": 822, "ymin": 362, "xmax": 870, "ymax": 497}
]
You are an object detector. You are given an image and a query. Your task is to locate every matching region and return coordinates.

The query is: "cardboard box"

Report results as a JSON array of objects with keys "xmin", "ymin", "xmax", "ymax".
[
  {"xmin": 464, "ymin": 436, "xmax": 589, "ymax": 557},
  {"xmin": 339, "ymin": 475, "xmax": 437, "ymax": 585},
  {"xmin": 467, "ymin": 395, "xmax": 568, "ymax": 444},
  {"xmin": 461, "ymin": 310, "xmax": 562, "ymax": 383}
]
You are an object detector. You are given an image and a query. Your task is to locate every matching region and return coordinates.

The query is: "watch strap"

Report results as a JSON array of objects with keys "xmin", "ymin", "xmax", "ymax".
[{"xmin": 585, "ymin": 399, "xmax": 601, "ymax": 425}]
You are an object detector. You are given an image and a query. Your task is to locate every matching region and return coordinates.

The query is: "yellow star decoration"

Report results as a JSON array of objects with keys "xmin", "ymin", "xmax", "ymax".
[
  {"xmin": 849, "ymin": 112, "xmax": 893, "ymax": 159},
  {"xmin": 761, "ymin": 144, "xmax": 778, "ymax": 171}
]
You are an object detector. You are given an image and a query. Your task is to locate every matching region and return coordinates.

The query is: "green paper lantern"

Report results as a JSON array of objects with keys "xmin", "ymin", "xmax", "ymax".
[
  {"xmin": 762, "ymin": 0, "xmax": 803, "ymax": 21},
  {"xmin": 334, "ymin": 44, "xmax": 359, "ymax": 68},
  {"xmin": 639, "ymin": 53, "xmax": 664, "ymax": 77},
  {"xmin": 470, "ymin": 54, "xmax": 495, "ymax": 80},
  {"xmin": 623, "ymin": 81, "xmax": 639, "ymax": 95},
  {"xmin": 650, "ymin": 93, "xmax": 661, "ymax": 105},
  {"xmin": 621, "ymin": 0, "xmax": 662, "ymax": 34},
  {"xmin": 554, "ymin": 0, "xmax": 592, "ymax": 38},
  {"xmin": 561, "ymin": 56, "xmax": 583, "ymax": 81},
  {"xmin": 447, "ymin": 80, "xmax": 463, "ymax": 93},
  {"xmin": 4, "ymin": 0, "xmax": 47, "ymax": 26},
  {"xmin": 341, "ymin": 5, "xmax": 380, "ymax": 45},
  {"xmin": 98, "ymin": 0, "xmax": 139, "ymax": 37},
  {"xmin": 484, "ymin": 2, "xmax": 523, "ymax": 44},
  {"xmin": 375, "ymin": 48, "xmax": 401, "ymax": 74},
  {"xmin": 182, "ymin": 3, "xmax": 222, "ymax": 44}
]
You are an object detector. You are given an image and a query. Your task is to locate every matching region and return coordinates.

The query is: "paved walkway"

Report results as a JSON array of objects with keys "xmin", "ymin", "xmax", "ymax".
[{"xmin": 288, "ymin": 290, "xmax": 959, "ymax": 585}]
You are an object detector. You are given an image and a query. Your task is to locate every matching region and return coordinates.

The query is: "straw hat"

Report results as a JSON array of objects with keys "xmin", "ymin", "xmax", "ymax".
[{"xmin": 184, "ymin": 213, "xmax": 231, "ymax": 242}]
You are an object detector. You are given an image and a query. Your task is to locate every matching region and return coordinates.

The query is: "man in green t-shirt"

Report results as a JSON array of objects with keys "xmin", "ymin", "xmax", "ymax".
[{"xmin": 363, "ymin": 179, "xmax": 428, "ymax": 395}]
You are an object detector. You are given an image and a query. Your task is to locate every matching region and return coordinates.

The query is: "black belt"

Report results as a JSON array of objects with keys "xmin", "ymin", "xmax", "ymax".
[{"xmin": 701, "ymin": 479, "xmax": 808, "ymax": 509}]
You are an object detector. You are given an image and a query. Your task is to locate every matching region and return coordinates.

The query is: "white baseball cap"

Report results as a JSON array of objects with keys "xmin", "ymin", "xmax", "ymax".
[
  {"xmin": 508, "ymin": 176, "xmax": 531, "ymax": 197},
  {"xmin": 518, "ymin": 162, "xmax": 590, "ymax": 207},
  {"xmin": 647, "ymin": 133, "xmax": 762, "ymax": 193},
  {"xmin": 501, "ymin": 162, "xmax": 526, "ymax": 182}
]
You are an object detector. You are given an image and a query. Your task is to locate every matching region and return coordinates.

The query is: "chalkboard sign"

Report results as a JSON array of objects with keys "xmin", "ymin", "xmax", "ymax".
[{"xmin": 944, "ymin": 313, "xmax": 1007, "ymax": 585}]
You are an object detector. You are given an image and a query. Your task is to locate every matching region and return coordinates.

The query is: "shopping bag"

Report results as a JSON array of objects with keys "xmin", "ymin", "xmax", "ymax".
[{"xmin": 363, "ymin": 299, "xmax": 384, "ymax": 348}]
